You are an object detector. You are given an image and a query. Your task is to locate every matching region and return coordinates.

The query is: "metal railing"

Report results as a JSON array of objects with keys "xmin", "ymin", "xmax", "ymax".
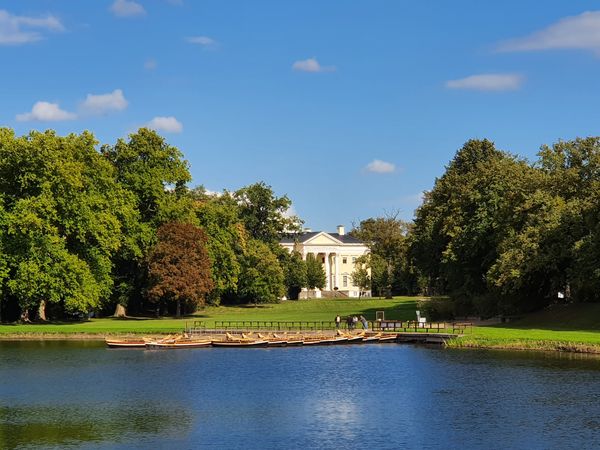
[{"xmin": 186, "ymin": 320, "xmax": 472, "ymax": 334}]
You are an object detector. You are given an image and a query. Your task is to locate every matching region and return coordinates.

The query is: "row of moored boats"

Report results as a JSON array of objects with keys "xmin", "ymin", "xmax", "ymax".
[{"xmin": 105, "ymin": 331, "xmax": 398, "ymax": 349}]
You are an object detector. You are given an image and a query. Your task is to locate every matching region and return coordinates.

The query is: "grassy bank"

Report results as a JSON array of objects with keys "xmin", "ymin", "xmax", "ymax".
[
  {"xmin": 2, "ymin": 299, "xmax": 600, "ymax": 354},
  {"xmin": 0, "ymin": 297, "xmax": 420, "ymax": 336},
  {"xmin": 451, "ymin": 304, "xmax": 600, "ymax": 353}
]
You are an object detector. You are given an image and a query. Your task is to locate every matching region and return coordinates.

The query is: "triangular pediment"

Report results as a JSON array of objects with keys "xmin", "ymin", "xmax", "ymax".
[{"xmin": 302, "ymin": 232, "xmax": 344, "ymax": 246}]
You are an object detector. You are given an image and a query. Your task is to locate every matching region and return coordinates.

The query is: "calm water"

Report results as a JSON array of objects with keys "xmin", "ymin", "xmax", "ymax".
[{"xmin": 1, "ymin": 341, "xmax": 600, "ymax": 449}]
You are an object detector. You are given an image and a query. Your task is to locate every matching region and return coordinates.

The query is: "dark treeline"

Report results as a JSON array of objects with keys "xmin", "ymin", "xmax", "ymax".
[
  {"xmin": 350, "ymin": 137, "xmax": 600, "ymax": 319},
  {"xmin": 410, "ymin": 137, "xmax": 600, "ymax": 318},
  {"xmin": 0, "ymin": 128, "xmax": 319, "ymax": 321}
]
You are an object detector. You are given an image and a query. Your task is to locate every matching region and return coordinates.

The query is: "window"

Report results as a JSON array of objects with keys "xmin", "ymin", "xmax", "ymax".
[
  {"xmin": 342, "ymin": 257, "xmax": 347, "ymax": 264},
  {"xmin": 343, "ymin": 276, "xmax": 348, "ymax": 287},
  {"xmin": 352, "ymin": 257, "xmax": 357, "ymax": 264},
  {"xmin": 352, "ymin": 278, "xmax": 358, "ymax": 287}
]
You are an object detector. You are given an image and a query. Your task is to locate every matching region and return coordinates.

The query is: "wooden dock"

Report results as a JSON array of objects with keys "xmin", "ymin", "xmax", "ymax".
[{"xmin": 185, "ymin": 321, "xmax": 467, "ymax": 346}]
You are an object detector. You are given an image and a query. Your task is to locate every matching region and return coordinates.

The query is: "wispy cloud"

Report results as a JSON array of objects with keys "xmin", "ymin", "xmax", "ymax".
[
  {"xmin": 498, "ymin": 11, "xmax": 600, "ymax": 55},
  {"xmin": 0, "ymin": 9, "xmax": 64, "ymax": 45},
  {"xmin": 186, "ymin": 36, "xmax": 217, "ymax": 48},
  {"xmin": 81, "ymin": 89, "xmax": 128, "ymax": 114},
  {"xmin": 144, "ymin": 58, "xmax": 157, "ymax": 70},
  {"xmin": 365, "ymin": 159, "xmax": 396, "ymax": 174},
  {"xmin": 146, "ymin": 116, "xmax": 183, "ymax": 133},
  {"xmin": 445, "ymin": 73, "xmax": 524, "ymax": 91},
  {"xmin": 292, "ymin": 58, "xmax": 336, "ymax": 73},
  {"xmin": 16, "ymin": 101, "xmax": 76, "ymax": 122},
  {"xmin": 110, "ymin": 0, "xmax": 146, "ymax": 18}
]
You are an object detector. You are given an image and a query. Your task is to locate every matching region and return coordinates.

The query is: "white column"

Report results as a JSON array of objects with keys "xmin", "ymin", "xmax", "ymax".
[
  {"xmin": 335, "ymin": 253, "xmax": 340, "ymax": 289},
  {"xmin": 324, "ymin": 252, "xmax": 330, "ymax": 290}
]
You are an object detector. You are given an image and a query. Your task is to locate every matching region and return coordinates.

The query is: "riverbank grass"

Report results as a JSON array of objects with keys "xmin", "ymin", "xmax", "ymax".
[
  {"xmin": 2, "ymin": 299, "xmax": 600, "ymax": 354},
  {"xmin": 0, "ymin": 297, "xmax": 420, "ymax": 335},
  {"xmin": 451, "ymin": 303, "xmax": 600, "ymax": 353}
]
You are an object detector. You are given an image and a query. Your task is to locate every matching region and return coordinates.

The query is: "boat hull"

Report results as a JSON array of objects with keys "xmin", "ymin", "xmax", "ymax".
[
  {"xmin": 146, "ymin": 340, "xmax": 212, "ymax": 349},
  {"xmin": 212, "ymin": 340, "xmax": 269, "ymax": 348},
  {"xmin": 105, "ymin": 339, "xmax": 146, "ymax": 348}
]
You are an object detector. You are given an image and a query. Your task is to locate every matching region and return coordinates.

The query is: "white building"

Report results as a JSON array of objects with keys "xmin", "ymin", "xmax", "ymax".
[{"xmin": 280, "ymin": 225, "xmax": 371, "ymax": 298}]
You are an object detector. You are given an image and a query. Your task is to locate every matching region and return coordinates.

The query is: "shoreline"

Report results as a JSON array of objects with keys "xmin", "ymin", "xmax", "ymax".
[
  {"xmin": 447, "ymin": 337, "xmax": 600, "ymax": 354},
  {"xmin": 2, "ymin": 332, "xmax": 600, "ymax": 355}
]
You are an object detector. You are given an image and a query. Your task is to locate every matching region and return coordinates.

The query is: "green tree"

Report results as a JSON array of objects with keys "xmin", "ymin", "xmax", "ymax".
[
  {"xmin": 351, "ymin": 255, "xmax": 371, "ymax": 297},
  {"xmin": 0, "ymin": 129, "xmax": 134, "ymax": 320},
  {"xmin": 101, "ymin": 128, "xmax": 195, "ymax": 315},
  {"xmin": 147, "ymin": 222, "xmax": 213, "ymax": 317},
  {"xmin": 237, "ymin": 239, "xmax": 285, "ymax": 303},
  {"xmin": 192, "ymin": 189, "xmax": 245, "ymax": 304},
  {"xmin": 234, "ymin": 182, "xmax": 302, "ymax": 244},
  {"xmin": 305, "ymin": 253, "xmax": 326, "ymax": 291},
  {"xmin": 410, "ymin": 139, "xmax": 544, "ymax": 315},
  {"xmin": 351, "ymin": 214, "xmax": 411, "ymax": 297},
  {"xmin": 279, "ymin": 250, "xmax": 307, "ymax": 300}
]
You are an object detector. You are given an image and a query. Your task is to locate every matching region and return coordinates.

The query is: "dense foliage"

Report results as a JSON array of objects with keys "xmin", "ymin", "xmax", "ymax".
[
  {"xmin": 0, "ymin": 128, "xmax": 304, "ymax": 321},
  {"xmin": 147, "ymin": 222, "xmax": 213, "ymax": 317},
  {"xmin": 411, "ymin": 138, "xmax": 600, "ymax": 317},
  {"xmin": 3, "ymin": 127, "xmax": 599, "ymax": 322}
]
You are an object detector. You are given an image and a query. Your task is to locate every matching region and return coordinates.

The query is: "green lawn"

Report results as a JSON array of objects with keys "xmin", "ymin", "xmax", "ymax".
[
  {"xmin": 0, "ymin": 297, "xmax": 420, "ymax": 335},
  {"xmin": 3, "ymin": 298, "xmax": 600, "ymax": 354},
  {"xmin": 456, "ymin": 303, "xmax": 600, "ymax": 352}
]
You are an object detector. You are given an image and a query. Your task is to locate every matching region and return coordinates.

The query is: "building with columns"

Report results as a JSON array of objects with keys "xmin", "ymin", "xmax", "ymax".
[{"xmin": 280, "ymin": 225, "xmax": 371, "ymax": 298}]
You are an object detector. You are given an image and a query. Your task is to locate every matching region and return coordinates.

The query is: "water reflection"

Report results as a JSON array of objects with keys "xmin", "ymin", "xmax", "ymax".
[{"xmin": 0, "ymin": 403, "xmax": 192, "ymax": 449}]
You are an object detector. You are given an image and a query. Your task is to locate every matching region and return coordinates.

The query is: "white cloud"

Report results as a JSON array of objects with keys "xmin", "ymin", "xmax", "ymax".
[
  {"xmin": 365, "ymin": 159, "xmax": 396, "ymax": 174},
  {"xmin": 110, "ymin": 0, "xmax": 146, "ymax": 18},
  {"xmin": 0, "ymin": 9, "xmax": 64, "ymax": 45},
  {"xmin": 498, "ymin": 11, "xmax": 600, "ymax": 54},
  {"xmin": 292, "ymin": 57, "xmax": 336, "ymax": 73},
  {"xmin": 146, "ymin": 116, "xmax": 183, "ymax": 133},
  {"xmin": 144, "ymin": 58, "xmax": 157, "ymax": 70},
  {"xmin": 81, "ymin": 89, "xmax": 128, "ymax": 114},
  {"xmin": 445, "ymin": 73, "xmax": 523, "ymax": 91},
  {"xmin": 16, "ymin": 101, "xmax": 76, "ymax": 122},
  {"xmin": 186, "ymin": 36, "xmax": 217, "ymax": 48}
]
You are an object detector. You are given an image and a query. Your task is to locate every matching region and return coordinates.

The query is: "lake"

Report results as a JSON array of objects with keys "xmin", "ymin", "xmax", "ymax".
[{"xmin": 1, "ymin": 341, "xmax": 599, "ymax": 449}]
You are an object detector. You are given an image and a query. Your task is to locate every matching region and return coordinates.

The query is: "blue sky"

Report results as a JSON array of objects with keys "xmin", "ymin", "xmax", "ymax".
[{"xmin": 3, "ymin": 1, "xmax": 600, "ymax": 231}]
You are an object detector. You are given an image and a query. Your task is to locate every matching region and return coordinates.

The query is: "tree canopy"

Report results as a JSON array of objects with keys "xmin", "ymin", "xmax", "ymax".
[{"xmin": 147, "ymin": 222, "xmax": 213, "ymax": 317}]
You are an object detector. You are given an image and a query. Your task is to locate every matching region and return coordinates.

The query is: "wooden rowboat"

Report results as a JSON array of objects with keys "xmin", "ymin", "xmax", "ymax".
[
  {"xmin": 145, "ymin": 339, "xmax": 212, "ymax": 349},
  {"xmin": 257, "ymin": 333, "xmax": 288, "ymax": 347},
  {"xmin": 377, "ymin": 334, "xmax": 398, "ymax": 343},
  {"xmin": 362, "ymin": 334, "xmax": 383, "ymax": 343},
  {"xmin": 344, "ymin": 335, "xmax": 365, "ymax": 344},
  {"xmin": 302, "ymin": 336, "xmax": 347, "ymax": 345},
  {"xmin": 105, "ymin": 338, "xmax": 147, "ymax": 348},
  {"xmin": 274, "ymin": 333, "xmax": 303, "ymax": 346},
  {"xmin": 212, "ymin": 340, "xmax": 268, "ymax": 348}
]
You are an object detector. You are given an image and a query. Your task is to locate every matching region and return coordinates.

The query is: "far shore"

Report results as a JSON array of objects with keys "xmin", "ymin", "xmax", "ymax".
[
  {"xmin": 2, "ymin": 331, "xmax": 600, "ymax": 356},
  {"xmin": 1, "ymin": 298, "xmax": 599, "ymax": 355}
]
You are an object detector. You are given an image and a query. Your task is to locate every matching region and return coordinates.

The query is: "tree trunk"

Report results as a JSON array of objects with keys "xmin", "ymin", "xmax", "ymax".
[
  {"xmin": 113, "ymin": 303, "xmax": 127, "ymax": 318},
  {"xmin": 38, "ymin": 299, "xmax": 47, "ymax": 321},
  {"xmin": 176, "ymin": 299, "xmax": 181, "ymax": 318}
]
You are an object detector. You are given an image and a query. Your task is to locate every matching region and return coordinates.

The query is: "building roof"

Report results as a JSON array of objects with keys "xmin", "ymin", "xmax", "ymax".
[{"xmin": 280, "ymin": 231, "xmax": 364, "ymax": 245}]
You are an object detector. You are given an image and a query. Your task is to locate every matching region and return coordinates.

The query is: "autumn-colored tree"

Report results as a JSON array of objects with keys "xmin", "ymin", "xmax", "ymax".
[{"xmin": 147, "ymin": 222, "xmax": 213, "ymax": 317}]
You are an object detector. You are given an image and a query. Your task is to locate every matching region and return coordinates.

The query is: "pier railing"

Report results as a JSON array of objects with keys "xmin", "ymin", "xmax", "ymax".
[{"xmin": 186, "ymin": 320, "xmax": 472, "ymax": 334}]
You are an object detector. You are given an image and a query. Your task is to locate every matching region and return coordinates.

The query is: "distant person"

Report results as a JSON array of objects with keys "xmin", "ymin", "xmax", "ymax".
[
  {"xmin": 347, "ymin": 316, "xmax": 353, "ymax": 330},
  {"xmin": 352, "ymin": 316, "xmax": 358, "ymax": 330},
  {"xmin": 335, "ymin": 315, "xmax": 341, "ymax": 329},
  {"xmin": 360, "ymin": 315, "xmax": 368, "ymax": 330}
]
